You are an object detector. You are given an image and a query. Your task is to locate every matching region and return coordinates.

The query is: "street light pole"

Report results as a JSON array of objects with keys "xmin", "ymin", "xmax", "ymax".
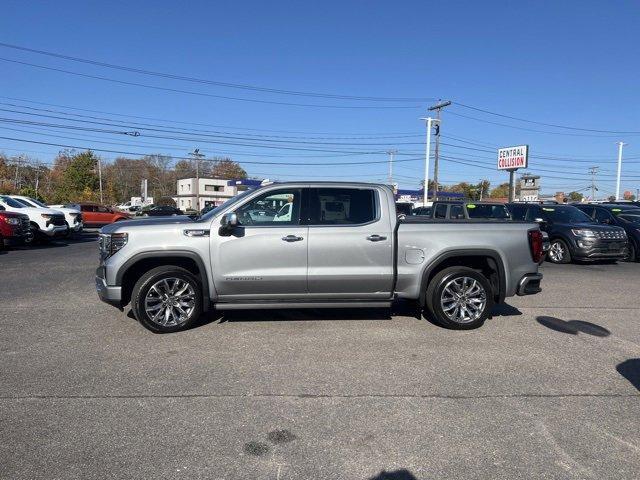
[
  {"xmin": 421, "ymin": 117, "xmax": 434, "ymax": 205},
  {"xmin": 615, "ymin": 141, "xmax": 626, "ymax": 200},
  {"xmin": 387, "ymin": 150, "xmax": 396, "ymax": 185}
]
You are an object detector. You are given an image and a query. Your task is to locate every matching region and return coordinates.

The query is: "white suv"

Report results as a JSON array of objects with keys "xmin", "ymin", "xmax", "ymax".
[
  {"xmin": 0, "ymin": 195, "xmax": 68, "ymax": 242},
  {"xmin": 11, "ymin": 195, "xmax": 83, "ymax": 236}
]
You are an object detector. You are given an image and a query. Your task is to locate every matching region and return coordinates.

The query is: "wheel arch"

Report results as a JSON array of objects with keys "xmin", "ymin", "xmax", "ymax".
[
  {"xmin": 418, "ymin": 249, "xmax": 506, "ymax": 306},
  {"xmin": 116, "ymin": 251, "xmax": 210, "ymax": 311}
]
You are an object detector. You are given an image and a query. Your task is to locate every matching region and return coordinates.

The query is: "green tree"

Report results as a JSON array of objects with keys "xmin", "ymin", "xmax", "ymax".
[
  {"xmin": 489, "ymin": 183, "xmax": 510, "ymax": 198},
  {"xmin": 54, "ymin": 151, "xmax": 100, "ymax": 203},
  {"xmin": 568, "ymin": 191, "xmax": 583, "ymax": 202}
]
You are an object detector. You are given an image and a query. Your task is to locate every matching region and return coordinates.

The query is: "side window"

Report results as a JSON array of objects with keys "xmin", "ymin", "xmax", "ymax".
[
  {"xmin": 525, "ymin": 206, "xmax": 541, "ymax": 222},
  {"xmin": 236, "ymin": 189, "xmax": 301, "ymax": 226},
  {"xmin": 434, "ymin": 204, "xmax": 448, "ymax": 219},
  {"xmin": 97, "ymin": 206, "xmax": 110, "ymax": 213},
  {"xmin": 450, "ymin": 205, "xmax": 464, "ymax": 219},
  {"xmin": 82, "ymin": 205, "xmax": 95, "ymax": 212},
  {"xmin": 594, "ymin": 208, "xmax": 613, "ymax": 224},
  {"xmin": 509, "ymin": 204, "xmax": 526, "ymax": 220},
  {"xmin": 579, "ymin": 206, "xmax": 595, "ymax": 218},
  {"xmin": 310, "ymin": 188, "xmax": 376, "ymax": 225}
]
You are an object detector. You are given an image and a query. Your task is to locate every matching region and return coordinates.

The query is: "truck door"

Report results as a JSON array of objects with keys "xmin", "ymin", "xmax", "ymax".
[
  {"xmin": 306, "ymin": 187, "xmax": 393, "ymax": 298},
  {"xmin": 211, "ymin": 187, "xmax": 308, "ymax": 298}
]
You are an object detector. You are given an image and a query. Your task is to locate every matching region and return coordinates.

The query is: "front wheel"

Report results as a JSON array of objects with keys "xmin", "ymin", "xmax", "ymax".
[
  {"xmin": 425, "ymin": 266, "xmax": 494, "ymax": 330},
  {"xmin": 131, "ymin": 266, "xmax": 203, "ymax": 333},
  {"xmin": 548, "ymin": 239, "xmax": 571, "ymax": 264},
  {"xmin": 623, "ymin": 242, "xmax": 637, "ymax": 262}
]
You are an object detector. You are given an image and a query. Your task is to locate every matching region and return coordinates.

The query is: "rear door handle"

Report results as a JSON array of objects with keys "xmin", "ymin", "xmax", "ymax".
[
  {"xmin": 366, "ymin": 235, "xmax": 387, "ymax": 242},
  {"xmin": 282, "ymin": 235, "xmax": 304, "ymax": 242}
]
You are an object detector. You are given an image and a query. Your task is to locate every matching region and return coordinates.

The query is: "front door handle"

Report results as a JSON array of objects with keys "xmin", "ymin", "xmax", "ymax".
[
  {"xmin": 282, "ymin": 235, "xmax": 304, "ymax": 242},
  {"xmin": 366, "ymin": 234, "xmax": 387, "ymax": 242}
]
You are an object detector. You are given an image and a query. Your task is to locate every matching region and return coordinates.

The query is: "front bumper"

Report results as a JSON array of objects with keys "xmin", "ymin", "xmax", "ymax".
[
  {"xmin": 571, "ymin": 238, "xmax": 627, "ymax": 260},
  {"xmin": 95, "ymin": 267, "xmax": 122, "ymax": 308},
  {"xmin": 517, "ymin": 273, "xmax": 543, "ymax": 296},
  {"xmin": 41, "ymin": 225, "xmax": 69, "ymax": 237}
]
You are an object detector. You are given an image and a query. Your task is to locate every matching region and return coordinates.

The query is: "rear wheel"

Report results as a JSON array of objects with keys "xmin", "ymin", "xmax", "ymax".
[
  {"xmin": 548, "ymin": 239, "xmax": 571, "ymax": 264},
  {"xmin": 131, "ymin": 266, "xmax": 203, "ymax": 333},
  {"xmin": 425, "ymin": 266, "xmax": 494, "ymax": 330}
]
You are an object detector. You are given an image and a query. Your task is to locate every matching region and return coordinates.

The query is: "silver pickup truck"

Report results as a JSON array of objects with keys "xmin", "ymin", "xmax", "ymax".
[{"xmin": 96, "ymin": 182, "xmax": 543, "ymax": 333}]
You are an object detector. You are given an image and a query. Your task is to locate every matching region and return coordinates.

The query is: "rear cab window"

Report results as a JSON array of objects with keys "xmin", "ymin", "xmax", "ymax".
[
  {"xmin": 309, "ymin": 188, "xmax": 377, "ymax": 225},
  {"xmin": 434, "ymin": 204, "xmax": 448, "ymax": 219}
]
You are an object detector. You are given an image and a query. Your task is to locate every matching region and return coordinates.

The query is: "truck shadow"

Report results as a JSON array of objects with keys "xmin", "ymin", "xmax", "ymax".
[
  {"xmin": 368, "ymin": 469, "xmax": 418, "ymax": 480},
  {"xmin": 219, "ymin": 307, "xmax": 393, "ymax": 323},
  {"xmin": 536, "ymin": 316, "xmax": 610, "ymax": 337}
]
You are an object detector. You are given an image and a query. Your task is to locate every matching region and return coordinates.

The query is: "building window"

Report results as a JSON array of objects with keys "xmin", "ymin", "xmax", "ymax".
[{"xmin": 204, "ymin": 184, "xmax": 223, "ymax": 192}]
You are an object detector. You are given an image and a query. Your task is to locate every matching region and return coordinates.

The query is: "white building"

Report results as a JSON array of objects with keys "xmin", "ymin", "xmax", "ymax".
[{"xmin": 176, "ymin": 177, "xmax": 261, "ymax": 211}]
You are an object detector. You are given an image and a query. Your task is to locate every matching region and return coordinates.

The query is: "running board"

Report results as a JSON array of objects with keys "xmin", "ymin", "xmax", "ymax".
[{"xmin": 215, "ymin": 301, "xmax": 392, "ymax": 310}]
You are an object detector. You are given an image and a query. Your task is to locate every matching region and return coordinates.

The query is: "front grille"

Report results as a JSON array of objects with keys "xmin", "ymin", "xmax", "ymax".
[
  {"xmin": 593, "ymin": 230, "xmax": 626, "ymax": 240},
  {"xmin": 50, "ymin": 214, "xmax": 65, "ymax": 226}
]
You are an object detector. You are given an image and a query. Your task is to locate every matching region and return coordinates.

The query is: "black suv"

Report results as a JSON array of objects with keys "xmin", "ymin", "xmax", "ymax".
[
  {"xmin": 574, "ymin": 203, "xmax": 640, "ymax": 262},
  {"xmin": 506, "ymin": 203, "xmax": 627, "ymax": 263}
]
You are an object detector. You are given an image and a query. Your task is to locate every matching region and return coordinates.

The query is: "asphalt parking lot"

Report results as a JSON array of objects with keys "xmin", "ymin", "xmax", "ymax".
[{"xmin": 1, "ymin": 233, "xmax": 639, "ymax": 480}]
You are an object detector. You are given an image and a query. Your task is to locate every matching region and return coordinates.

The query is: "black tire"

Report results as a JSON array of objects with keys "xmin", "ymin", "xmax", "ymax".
[
  {"xmin": 624, "ymin": 241, "xmax": 637, "ymax": 262},
  {"xmin": 548, "ymin": 238, "xmax": 572, "ymax": 264},
  {"xmin": 0, "ymin": 233, "xmax": 4, "ymax": 251},
  {"xmin": 424, "ymin": 266, "xmax": 494, "ymax": 330},
  {"xmin": 131, "ymin": 265, "xmax": 203, "ymax": 333}
]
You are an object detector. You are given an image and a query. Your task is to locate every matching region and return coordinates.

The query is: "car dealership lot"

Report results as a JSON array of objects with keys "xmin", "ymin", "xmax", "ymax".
[{"xmin": 1, "ymin": 235, "xmax": 639, "ymax": 479}]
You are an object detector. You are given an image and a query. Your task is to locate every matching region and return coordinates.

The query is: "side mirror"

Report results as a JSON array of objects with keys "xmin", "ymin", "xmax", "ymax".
[
  {"xmin": 534, "ymin": 217, "xmax": 546, "ymax": 225},
  {"xmin": 222, "ymin": 212, "xmax": 238, "ymax": 227},
  {"xmin": 219, "ymin": 212, "xmax": 238, "ymax": 236}
]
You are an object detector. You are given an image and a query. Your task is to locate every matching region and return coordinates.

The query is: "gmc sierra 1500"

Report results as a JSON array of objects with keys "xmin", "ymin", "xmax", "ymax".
[{"xmin": 96, "ymin": 182, "xmax": 543, "ymax": 332}]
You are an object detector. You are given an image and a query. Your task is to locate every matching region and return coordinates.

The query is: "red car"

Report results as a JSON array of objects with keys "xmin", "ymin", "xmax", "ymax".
[
  {"xmin": 0, "ymin": 207, "xmax": 32, "ymax": 249},
  {"xmin": 77, "ymin": 203, "xmax": 131, "ymax": 227}
]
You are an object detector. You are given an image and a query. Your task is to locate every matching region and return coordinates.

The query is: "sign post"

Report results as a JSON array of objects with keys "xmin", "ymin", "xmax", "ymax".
[{"xmin": 497, "ymin": 145, "xmax": 529, "ymax": 202}]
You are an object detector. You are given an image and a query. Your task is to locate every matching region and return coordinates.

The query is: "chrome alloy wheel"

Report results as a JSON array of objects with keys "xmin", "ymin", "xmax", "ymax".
[
  {"xmin": 549, "ymin": 241, "xmax": 565, "ymax": 262},
  {"xmin": 144, "ymin": 277, "xmax": 196, "ymax": 327},
  {"xmin": 440, "ymin": 276, "xmax": 487, "ymax": 324}
]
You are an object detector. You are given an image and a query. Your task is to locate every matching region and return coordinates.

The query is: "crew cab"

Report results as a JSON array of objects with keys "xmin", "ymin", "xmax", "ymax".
[
  {"xmin": 10, "ymin": 195, "xmax": 83, "ymax": 236},
  {"xmin": 0, "ymin": 195, "xmax": 67, "ymax": 242},
  {"xmin": 0, "ymin": 206, "xmax": 31, "ymax": 249},
  {"xmin": 96, "ymin": 182, "xmax": 543, "ymax": 333},
  {"xmin": 506, "ymin": 203, "xmax": 627, "ymax": 263}
]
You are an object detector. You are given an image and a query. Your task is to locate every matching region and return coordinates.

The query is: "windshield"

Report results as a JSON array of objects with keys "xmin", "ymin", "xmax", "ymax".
[
  {"xmin": 26, "ymin": 197, "xmax": 48, "ymax": 208},
  {"xmin": 619, "ymin": 214, "xmax": 640, "ymax": 226},
  {"xmin": 466, "ymin": 204, "xmax": 510, "ymax": 219},
  {"xmin": 542, "ymin": 206, "xmax": 592, "ymax": 224},
  {"xmin": 0, "ymin": 195, "xmax": 27, "ymax": 208},
  {"xmin": 198, "ymin": 188, "xmax": 256, "ymax": 221}
]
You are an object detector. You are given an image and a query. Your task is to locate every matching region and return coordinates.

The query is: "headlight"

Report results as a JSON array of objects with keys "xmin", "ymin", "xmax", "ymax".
[
  {"xmin": 41, "ymin": 214, "xmax": 52, "ymax": 220},
  {"xmin": 4, "ymin": 217, "xmax": 20, "ymax": 225},
  {"xmin": 571, "ymin": 229, "xmax": 596, "ymax": 237},
  {"xmin": 98, "ymin": 232, "xmax": 128, "ymax": 258}
]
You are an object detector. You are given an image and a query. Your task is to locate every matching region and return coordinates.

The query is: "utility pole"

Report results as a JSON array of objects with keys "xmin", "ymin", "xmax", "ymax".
[
  {"xmin": 97, "ymin": 157, "xmax": 103, "ymax": 204},
  {"xmin": 188, "ymin": 148, "xmax": 205, "ymax": 211},
  {"xmin": 615, "ymin": 141, "xmax": 626, "ymax": 200},
  {"xmin": 420, "ymin": 117, "xmax": 439, "ymax": 205},
  {"xmin": 387, "ymin": 150, "xmax": 396, "ymax": 185},
  {"xmin": 589, "ymin": 166, "xmax": 599, "ymax": 201},
  {"xmin": 428, "ymin": 100, "xmax": 451, "ymax": 200}
]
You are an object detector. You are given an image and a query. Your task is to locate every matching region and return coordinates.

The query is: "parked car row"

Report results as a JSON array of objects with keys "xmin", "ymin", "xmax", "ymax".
[
  {"xmin": 0, "ymin": 195, "xmax": 77, "ymax": 248},
  {"xmin": 404, "ymin": 200, "xmax": 639, "ymax": 264}
]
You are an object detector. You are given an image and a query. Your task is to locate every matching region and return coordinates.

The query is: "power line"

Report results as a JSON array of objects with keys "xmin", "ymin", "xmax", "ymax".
[
  {"xmin": 0, "ymin": 135, "xmax": 426, "ymax": 166},
  {"xmin": 0, "ymin": 57, "xmax": 421, "ymax": 110},
  {"xmin": 454, "ymin": 101, "xmax": 640, "ymax": 134},
  {"xmin": 0, "ymin": 42, "xmax": 435, "ymax": 103}
]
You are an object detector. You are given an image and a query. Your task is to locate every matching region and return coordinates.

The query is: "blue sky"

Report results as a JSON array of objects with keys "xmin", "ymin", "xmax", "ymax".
[{"xmin": 1, "ymin": 0, "xmax": 639, "ymax": 197}]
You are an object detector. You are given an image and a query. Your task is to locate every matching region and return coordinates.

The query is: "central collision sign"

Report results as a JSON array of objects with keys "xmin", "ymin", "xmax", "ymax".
[{"xmin": 497, "ymin": 145, "xmax": 528, "ymax": 170}]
